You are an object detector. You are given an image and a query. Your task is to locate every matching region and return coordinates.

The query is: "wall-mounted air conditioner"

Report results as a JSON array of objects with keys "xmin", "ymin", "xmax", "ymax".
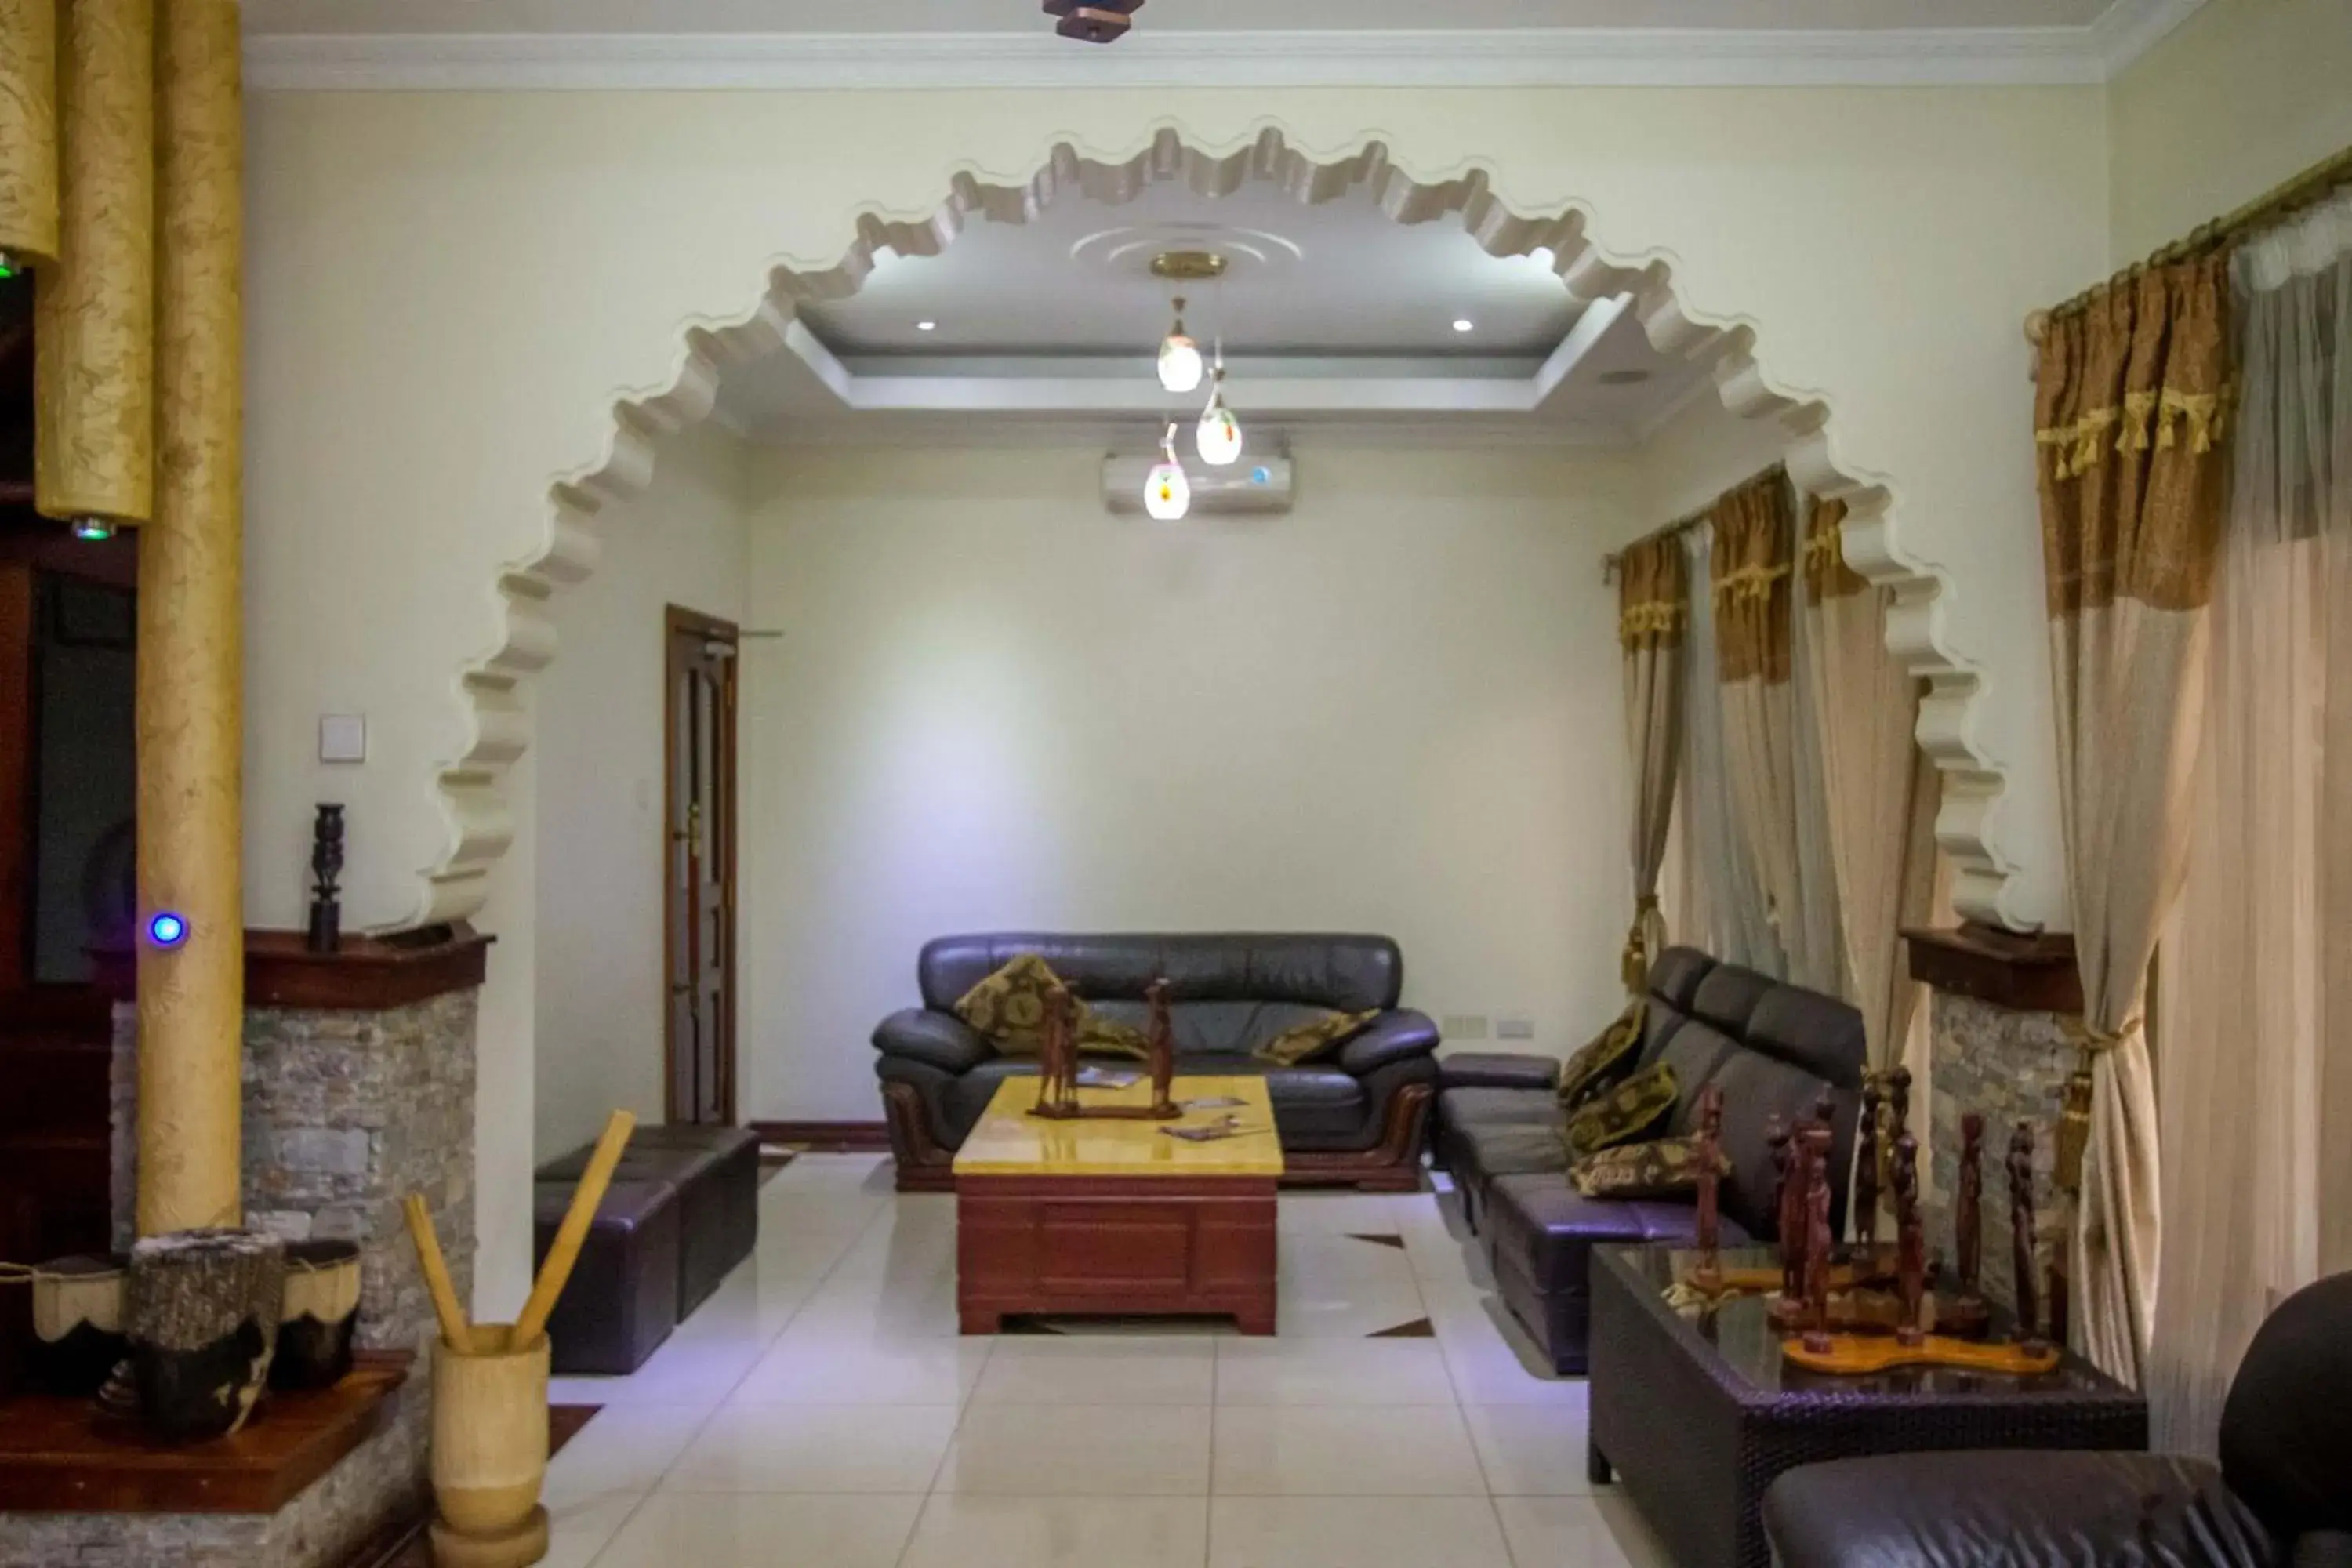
[{"xmin": 1102, "ymin": 452, "xmax": 1294, "ymax": 517}]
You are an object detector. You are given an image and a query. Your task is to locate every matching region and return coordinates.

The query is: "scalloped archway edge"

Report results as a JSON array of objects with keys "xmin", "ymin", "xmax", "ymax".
[{"xmin": 415, "ymin": 123, "xmax": 2012, "ymax": 929}]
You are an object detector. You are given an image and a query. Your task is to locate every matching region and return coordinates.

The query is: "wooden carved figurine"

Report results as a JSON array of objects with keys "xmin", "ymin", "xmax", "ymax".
[
  {"xmin": 1032, "ymin": 985, "xmax": 1079, "ymax": 1118},
  {"xmin": 1802, "ymin": 1127, "xmax": 1835, "ymax": 1353},
  {"xmin": 1853, "ymin": 1073, "xmax": 1883, "ymax": 1247},
  {"xmin": 1957, "ymin": 1112, "xmax": 1985, "ymax": 1312},
  {"xmin": 2008, "ymin": 1122, "xmax": 2044, "ymax": 1351},
  {"xmin": 1693, "ymin": 1083, "xmax": 1725, "ymax": 1290},
  {"xmin": 1767, "ymin": 1116, "xmax": 1801, "ymax": 1297},
  {"xmin": 1886, "ymin": 1067, "xmax": 1913, "ymax": 1141},
  {"xmin": 1145, "ymin": 978, "xmax": 1179, "ymax": 1119},
  {"xmin": 1893, "ymin": 1131, "xmax": 1926, "ymax": 1346}
]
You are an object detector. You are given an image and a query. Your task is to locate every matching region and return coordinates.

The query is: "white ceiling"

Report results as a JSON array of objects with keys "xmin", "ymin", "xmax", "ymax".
[
  {"xmin": 715, "ymin": 174, "xmax": 1715, "ymax": 451},
  {"xmin": 243, "ymin": 0, "xmax": 2114, "ymax": 34}
]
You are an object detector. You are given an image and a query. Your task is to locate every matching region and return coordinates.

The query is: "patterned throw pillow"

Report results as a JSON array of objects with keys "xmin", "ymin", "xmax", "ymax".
[
  {"xmin": 953, "ymin": 955, "xmax": 1149, "ymax": 1059},
  {"xmin": 1563, "ymin": 1061, "xmax": 1679, "ymax": 1160},
  {"xmin": 1570, "ymin": 1135, "xmax": 1730, "ymax": 1200},
  {"xmin": 1255, "ymin": 1008, "xmax": 1381, "ymax": 1067},
  {"xmin": 1558, "ymin": 1000, "xmax": 1645, "ymax": 1112}
]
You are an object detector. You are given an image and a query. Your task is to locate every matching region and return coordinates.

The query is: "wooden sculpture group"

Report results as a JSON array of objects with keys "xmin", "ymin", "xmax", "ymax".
[
  {"xmin": 1686, "ymin": 1069, "xmax": 2061, "ymax": 1378},
  {"xmin": 1029, "ymin": 977, "xmax": 1180, "ymax": 1122}
]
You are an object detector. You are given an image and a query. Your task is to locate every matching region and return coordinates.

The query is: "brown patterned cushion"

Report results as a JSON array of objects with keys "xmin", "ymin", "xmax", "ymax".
[
  {"xmin": 953, "ymin": 955, "xmax": 1147, "ymax": 1059},
  {"xmin": 1570, "ymin": 1134, "xmax": 1729, "ymax": 1200},
  {"xmin": 1558, "ymin": 1000, "xmax": 1644, "ymax": 1111},
  {"xmin": 1255, "ymin": 1008, "xmax": 1381, "ymax": 1067},
  {"xmin": 1563, "ymin": 1061, "xmax": 1679, "ymax": 1160}
]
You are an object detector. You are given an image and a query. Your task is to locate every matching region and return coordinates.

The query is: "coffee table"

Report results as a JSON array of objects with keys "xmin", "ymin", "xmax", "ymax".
[
  {"xmin": 1588, "ymin": 1243, "xmax": 2147, "ymax": 1568},
  {"xmin": 953, "ymin": 1074, "xmax": 1283, "ymax": 1334}
]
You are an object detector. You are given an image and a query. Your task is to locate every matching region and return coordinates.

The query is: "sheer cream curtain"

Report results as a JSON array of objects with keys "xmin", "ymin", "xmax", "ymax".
[
  {"xmin": 1675, "ymin": 522, "xmax": 1786, "ymax": 974},
  {"xmin": 1789, "ymin": 534, "xmax": 1850, "ymax": 1000},
  {"xmin": 2034, "ymin": 254, "xmax": 2232, "ymax": 1385},
  {"xmin": 2150, "ymin": 189, "xmax": 2352, "ymax": 1452}
]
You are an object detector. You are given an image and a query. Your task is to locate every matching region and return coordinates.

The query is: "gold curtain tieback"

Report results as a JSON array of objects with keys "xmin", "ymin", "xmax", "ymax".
[{"xmin": 2059, "ymin": 1014, "xmax": 2142, "ymax": 1053}]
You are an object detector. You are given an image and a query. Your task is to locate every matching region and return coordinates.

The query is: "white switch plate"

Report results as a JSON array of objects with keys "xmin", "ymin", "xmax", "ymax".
[
  {"xmin": 1497, "ymin": 1017, "xmax": 1536, "ymax": 1040},
  {"xmin": 1442, "ymin": 1014, "xmax": 1490, "ymax": 1041},
  {"xmin": 318, "ymin": 714, "xmax": 367, "ymax": 764}
]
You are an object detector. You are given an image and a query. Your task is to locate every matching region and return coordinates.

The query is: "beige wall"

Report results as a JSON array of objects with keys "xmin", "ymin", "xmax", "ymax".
[
  {"xmin": 241, "ymin": 83, "xmax": 2109, "ymax": 1305},
  {"xmin": 534, "ymin": 426, "xmax": 753, "ymax": 1160},
  {"xmin": 1636, "ymin": 394, "xmax": 1796, "ymax": 526},
  {"xmin": 738, "ymin": 444, "xmax": 1642, "ymax": 1120},
  {"xmin": 2108, "ymin": 0, "xmax": 2352, "ymax": 260}
]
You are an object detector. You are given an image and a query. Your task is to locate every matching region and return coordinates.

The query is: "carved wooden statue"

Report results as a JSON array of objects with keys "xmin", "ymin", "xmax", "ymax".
[
  {"xmin": 1768, "ymin": 1116, "xmax": 1801, "ymax": 1297},
  {"xmin": 1802, "ymin": 1127, "xmax": 1835, "ymax": 1352},
  {"xmin": 1144, "ymin": 978, "xmax": 1179, "ymax": 1119},
  {"xmin": 1854, "ymin": 1073, "xmax": 1883, "ymax": 1247},
  {"xmin": 1957, "ymin": 1112, "xmax": 1985, "ymax": 1311},
  {"xmin": 1032, "ymin": 985, "xmax": 1079, "ymax": 1118},
  {"xmin": 1893, "ymin": 1131, "xmax": 1926, "ymax": 1346},
  {"xmin": 1693, "ymin": 1083, "xmax": 1725, "ymax": 1289},
  {"xmin": 1886, "ymin": 1066, "xmax": 1913, "ymax": 1140},
  {"xmin": 2008, "ymin": 1121, "xmax": 2044, "ymax": 1350}
]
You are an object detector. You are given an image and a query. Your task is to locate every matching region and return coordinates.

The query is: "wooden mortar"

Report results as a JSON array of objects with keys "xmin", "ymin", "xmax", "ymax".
[{"xmin": 430, "ymin": 1323, "xmax": 551, "ymax": 1562}]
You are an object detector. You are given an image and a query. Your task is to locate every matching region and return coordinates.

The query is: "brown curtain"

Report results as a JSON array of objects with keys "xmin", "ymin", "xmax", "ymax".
[
  {"xmin": 2034, "ymin": 255, "xmax": 2232, "ymax": 1385},
  {"xmin": 1802, "ymin": 499, "xmax": 1937, "ymax": 1079},
  {"xmin": 1712, "ymin": 471, "xmax": 1814, "ymax": 981},
  {"xmin": 1619, "ymin": 535, "xmax": 1688, "ymax": 991}
]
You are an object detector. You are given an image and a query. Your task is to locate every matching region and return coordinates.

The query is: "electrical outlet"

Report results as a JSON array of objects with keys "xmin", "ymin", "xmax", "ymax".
[
  {"xmin": 1497, "ymin": 1017, "xmax": 1535, "ymax": 1040},
  {"xmin": 1442, "ymin": 1014, "xmax": 1490, "ymax": 1041}
]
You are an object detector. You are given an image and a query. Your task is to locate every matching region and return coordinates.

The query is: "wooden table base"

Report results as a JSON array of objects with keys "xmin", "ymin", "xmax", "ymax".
[{"xmin": 956, "ymin": 1174, "xmax": 1277, "ymax": 1334}]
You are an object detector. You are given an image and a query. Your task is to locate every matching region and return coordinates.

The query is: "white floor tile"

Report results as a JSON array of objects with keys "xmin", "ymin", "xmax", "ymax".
[
  {"xmin": 662, "ymin": 1403, "xmax": 960, "ymax": 1493},
  {"xmin": 973, "ymin": 1335, "xmax": 1217, "ymax": 1405},
  {"xmin": 1275, "ymin": 1192, "xmax": 1402, "ymax": 1235},
  {"xmin": 548, "ymin": 1334, "xmax": 764, "ymax": 1411},
  {"xmin": 1213, "ymin": 1337, "xmax": 1456, "ymax": 1406},
  {"xmin": 734, "ymin": 1333, "xmax": 993, "ymax": 1405},
  {"xmin": 939, "ymin": 1403, "xmax": 1214, "ymax": 1496},
  {"xmin": 1493, "ymin": 1496, "xmax": 1642, "ymax": 1568},
  {"xmin": 538, "ymin": 1488, "xmax": 644, "ymax": 1568},
  {"xmin": 541, "ymin": 1404, "xmax": 710, "ymax": 1507},
  {"xmin": 1210, "ymin": 1404, "xmax": 1486, "ymax": 1497},
  {"xmin": 898, "ymin": 1494, "xmax": 1212, "ymax": 1568},
  {"xmin": 1207, "ymin": 1496, "xmax": 1515, "ymax": 1568},
  {"xmin": 590, "ymin": 1490, "xmax": 922, "ymax": 1568},
  {"xmin": 1462, "ymin": 1400, "xmax": 1595, "ymax": 1496}
]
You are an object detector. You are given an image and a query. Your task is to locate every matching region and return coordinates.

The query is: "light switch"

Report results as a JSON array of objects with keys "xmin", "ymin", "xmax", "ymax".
[
  {"xmin": 1497, "ymin": 1017, "xmax": 1536, "ymax": 1040},
  {"xmin": 318, "ymin": 714, "xmax": 367, "ymax": 764}
]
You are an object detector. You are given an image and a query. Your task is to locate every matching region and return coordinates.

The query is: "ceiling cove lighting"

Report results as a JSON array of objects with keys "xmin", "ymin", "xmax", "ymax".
[
  {"xmin": 1144, "ymin": 423, "xmax": 1190, "ymax": 521},
  {"xmin": 916, "ymin": 320, "xmax": 937, "ymax": 332},
  {"xmin": 1196, "ymin": 350, "xmax": 1243, "ymax": 467},
  {"xmin": 1453, "ymin": 318, "xmax": 1475, "ymax": 333},
  {"xmin": 1156, "ymin": 296, "xmax": 1203, "ymax": 394}
]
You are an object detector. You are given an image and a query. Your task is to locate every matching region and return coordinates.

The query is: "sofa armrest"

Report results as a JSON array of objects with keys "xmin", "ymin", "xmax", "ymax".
[
  {"xmin": 873, "ymin": 1009, "xmax": 996, "ymax": 1075},
  {"xmin": 1337, "ymin": 1009, "xmax": 1443, "ymax": 1077}
]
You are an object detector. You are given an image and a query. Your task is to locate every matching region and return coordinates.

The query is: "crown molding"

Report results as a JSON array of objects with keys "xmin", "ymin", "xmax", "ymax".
[{"xmin": 241, "ymin": 8, "xmax": 2207, "ymax": 93}]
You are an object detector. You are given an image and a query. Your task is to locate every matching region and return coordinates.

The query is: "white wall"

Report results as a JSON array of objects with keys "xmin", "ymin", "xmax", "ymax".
[
  {"xmin": 1635, "ymin": 394, "xmax": 1797, "ymax": 527},
  {"xmin": 736, "ymin": 443, "xmax": 1642, "ymax": 1120},
  {"xmin": 535, "ymin": 425, "xmax": 753, "ymax": 1160}
]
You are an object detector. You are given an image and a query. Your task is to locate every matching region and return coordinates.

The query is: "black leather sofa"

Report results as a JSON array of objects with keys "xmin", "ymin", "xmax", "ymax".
[
  {"xmin": 1436, "ymin": 947, "xmax": 1864, "ymax": 1373},
  {"xmin": 873, "ymin": 932, "xmax": 1441, "ymax": 1192},
  {"xmin": 1762, "ymin": 1269, "xmax": 2352, "ymax": 1567}
]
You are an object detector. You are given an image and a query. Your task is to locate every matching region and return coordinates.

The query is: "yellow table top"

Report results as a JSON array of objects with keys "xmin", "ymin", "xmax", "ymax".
[{"xmin": 953, "ymin": 1075, "xmax": 1286, "ymax": 1178}]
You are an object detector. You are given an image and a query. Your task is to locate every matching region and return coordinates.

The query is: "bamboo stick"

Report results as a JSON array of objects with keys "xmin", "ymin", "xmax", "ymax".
[
  {"xmin": 513, "ymin": 1111, "xmax": 636, "ymax": 1348},
  {"xmin": 405, "ymin": 1192, "xmax": 471, "ymax": 1348}
]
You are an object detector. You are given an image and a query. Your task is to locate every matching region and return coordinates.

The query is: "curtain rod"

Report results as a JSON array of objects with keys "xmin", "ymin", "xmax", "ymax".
[
  {"xmin": 2027, "ymin": 140, "xmax": 2352, "ymax": 343},
  {"xmin": 1601, "ymin": 463, "xmax": 1788, "ymax": 584}
]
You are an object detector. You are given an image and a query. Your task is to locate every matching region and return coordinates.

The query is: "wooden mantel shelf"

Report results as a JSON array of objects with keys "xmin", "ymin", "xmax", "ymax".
[
  {"xmin": 0, "ymin": 1350, "xmax": 411, "ymax": 1515},
  {"xmin": 92, "ymin": 923, "xmax": 493, "ymax": 1011},
  {"xmin": 1904, "ymin": 922, "xmax": 2082, "ymax": 1015}
]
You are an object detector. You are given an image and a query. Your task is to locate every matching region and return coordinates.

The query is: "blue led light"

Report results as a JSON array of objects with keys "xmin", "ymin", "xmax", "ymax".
[
  {"xmin": 148, "ymin": 912, "xmax": 189, "ymax": 949},
  {"xmin": 1250, "ymin": 466, "xmax": 1272, "ymax": 485}
]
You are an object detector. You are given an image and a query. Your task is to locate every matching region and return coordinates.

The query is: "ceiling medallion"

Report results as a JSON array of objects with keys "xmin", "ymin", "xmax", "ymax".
[
  {"xmin": 1044, "ymin": 0, "xmax": 1144, "ymax": 45},
  {"xmin": 1149, "ymin": 250, "xmax": 1229, "ymax": 281}
]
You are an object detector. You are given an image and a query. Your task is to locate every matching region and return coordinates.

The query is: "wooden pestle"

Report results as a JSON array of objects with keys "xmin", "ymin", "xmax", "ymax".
[{"xmin": 513, "ymin": 1111, "xmax": 637, "ymax": 1348}]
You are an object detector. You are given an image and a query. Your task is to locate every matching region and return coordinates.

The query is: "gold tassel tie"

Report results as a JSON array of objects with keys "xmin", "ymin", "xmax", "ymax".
[
  {"xmin": 1620, "ymin": 895, "xmax": 1660, "ymax": 993},
  {"xmin": 2054, "ymin": 1013, "xmax": 2140, "ymax": 1195}
]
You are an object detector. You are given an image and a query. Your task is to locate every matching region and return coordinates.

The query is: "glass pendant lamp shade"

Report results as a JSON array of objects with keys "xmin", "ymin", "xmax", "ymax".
[
  {"xmin": 1156, "ymin": 296, "xmax": 1203, "ymax": 394},
  {"xmin": 1196, "ymin": 357, "xmax": 1242, "ymax": 466},
  {"xmin": 1144, "ymin": 424, "xmax": 1190, "ymax": 521}
]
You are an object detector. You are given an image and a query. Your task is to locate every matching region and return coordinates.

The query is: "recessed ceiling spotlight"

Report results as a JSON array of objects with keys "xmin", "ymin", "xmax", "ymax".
[
  {"xmin": 1597, "ymin": 368, "xmax": 1653, "ymax": 386},
  {"xmin": 916, "ymin": 320, "xmax": 938, "ymax": 332},
  {"xmin": 1452, "ymin": 318, "xmax": 1475, "ymax": 333}
]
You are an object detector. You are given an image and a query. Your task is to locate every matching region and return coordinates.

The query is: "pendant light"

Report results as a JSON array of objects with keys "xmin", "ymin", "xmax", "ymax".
[
  {"xmin": 1156, "ymin": 296, "xmax": 1203, "ymax": 394},
  {"xmin": 1143, "ymin": 423, "xmax": 1190, "ymax": 521},
  {"xmin": 1196, "ymin": 343, "xmax": 1242, "ymax": 466}
]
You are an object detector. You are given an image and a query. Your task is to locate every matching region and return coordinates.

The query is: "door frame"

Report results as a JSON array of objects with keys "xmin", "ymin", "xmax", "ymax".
[{"xmin": 662, "ymin": 604, "xmax": 740, "ymax": 1126}]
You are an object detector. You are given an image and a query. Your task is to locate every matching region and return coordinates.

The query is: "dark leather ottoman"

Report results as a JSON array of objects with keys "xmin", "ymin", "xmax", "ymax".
[
  {"xmin": 1437, "ymin": 1052, "xmax": 1561, "ymax": 1092},
  {"xmin": 533, "ymin": 1178, "xmax": 680, "ymax": 1374},
  {"xmin": 541, "ymin": 1123, "xmax": 760, "ymax": 1316}
]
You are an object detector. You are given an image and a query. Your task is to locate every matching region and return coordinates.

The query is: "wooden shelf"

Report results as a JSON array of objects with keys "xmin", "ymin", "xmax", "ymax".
[
  {"xmin": 91, "ymin": 924, "xmax": 493, "ymax": 1011},
  {"xmin": 0, "ymin": 1350, "xmax": 412, "ymax": 1515},
  {"xmin": 1904, "ymin": 922, "xmax": 2082, "ymax": 1014}
]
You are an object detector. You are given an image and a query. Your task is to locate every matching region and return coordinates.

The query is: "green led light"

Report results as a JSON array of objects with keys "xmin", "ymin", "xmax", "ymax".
[{"xmin": 71, "ymin": 518, "xmax": 114, "ymax": 543}]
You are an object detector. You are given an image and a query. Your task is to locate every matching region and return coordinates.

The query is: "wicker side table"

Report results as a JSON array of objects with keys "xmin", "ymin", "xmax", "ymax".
[{"xmin": 1587, "ymin": 1244, "xmax": 2147, "ymax": 1568}]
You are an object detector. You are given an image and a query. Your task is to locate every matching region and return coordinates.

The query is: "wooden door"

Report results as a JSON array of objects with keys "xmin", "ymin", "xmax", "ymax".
[{"xmin": 664, "ymin": 607, "xmax": 739, "ymax": 1126}]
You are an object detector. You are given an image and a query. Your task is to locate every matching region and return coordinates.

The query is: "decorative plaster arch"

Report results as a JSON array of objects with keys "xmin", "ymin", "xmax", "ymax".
[{"xmin": 415, "ymin": 123, "xmax": 2010, "ymax": 929}]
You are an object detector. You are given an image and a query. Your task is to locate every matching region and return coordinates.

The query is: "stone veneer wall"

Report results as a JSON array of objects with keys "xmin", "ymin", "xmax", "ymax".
[
  {"xmin": 1926, "ymin": 989, "xmax": 2071, "ymax": 1319},
  {"xmin": 0, "ymin": 989, "xmax": 481, "ymax": 1568}
]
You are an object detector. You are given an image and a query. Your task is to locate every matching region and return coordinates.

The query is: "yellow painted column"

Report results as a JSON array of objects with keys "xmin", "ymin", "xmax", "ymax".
[
  {"xmin": 136, "ymin": 0, "xmax": 244, "ymax": 1236},
  {"xmin": 0, "ymin": 0, "xmax": 60, "ymax": 274}
]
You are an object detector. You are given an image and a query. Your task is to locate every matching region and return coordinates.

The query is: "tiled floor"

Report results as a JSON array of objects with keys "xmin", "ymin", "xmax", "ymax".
[{"xmin": 540, "ymin": 1154, "xmax": 1675, "ymax": 1568}]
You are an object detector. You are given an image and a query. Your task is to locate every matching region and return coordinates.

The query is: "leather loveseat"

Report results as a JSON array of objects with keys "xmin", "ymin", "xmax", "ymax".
[
  {"xmin": 1762, "ymin": 1269, "xmax": 2352, "ymax": 1567},
  {"xmin": 874, "ymin": 932, "xmax": 1441, "ymax": 1192},
  {"xmin": 1436, "ymin": 947, "xmax": 1864, "ymax": 1373}
]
